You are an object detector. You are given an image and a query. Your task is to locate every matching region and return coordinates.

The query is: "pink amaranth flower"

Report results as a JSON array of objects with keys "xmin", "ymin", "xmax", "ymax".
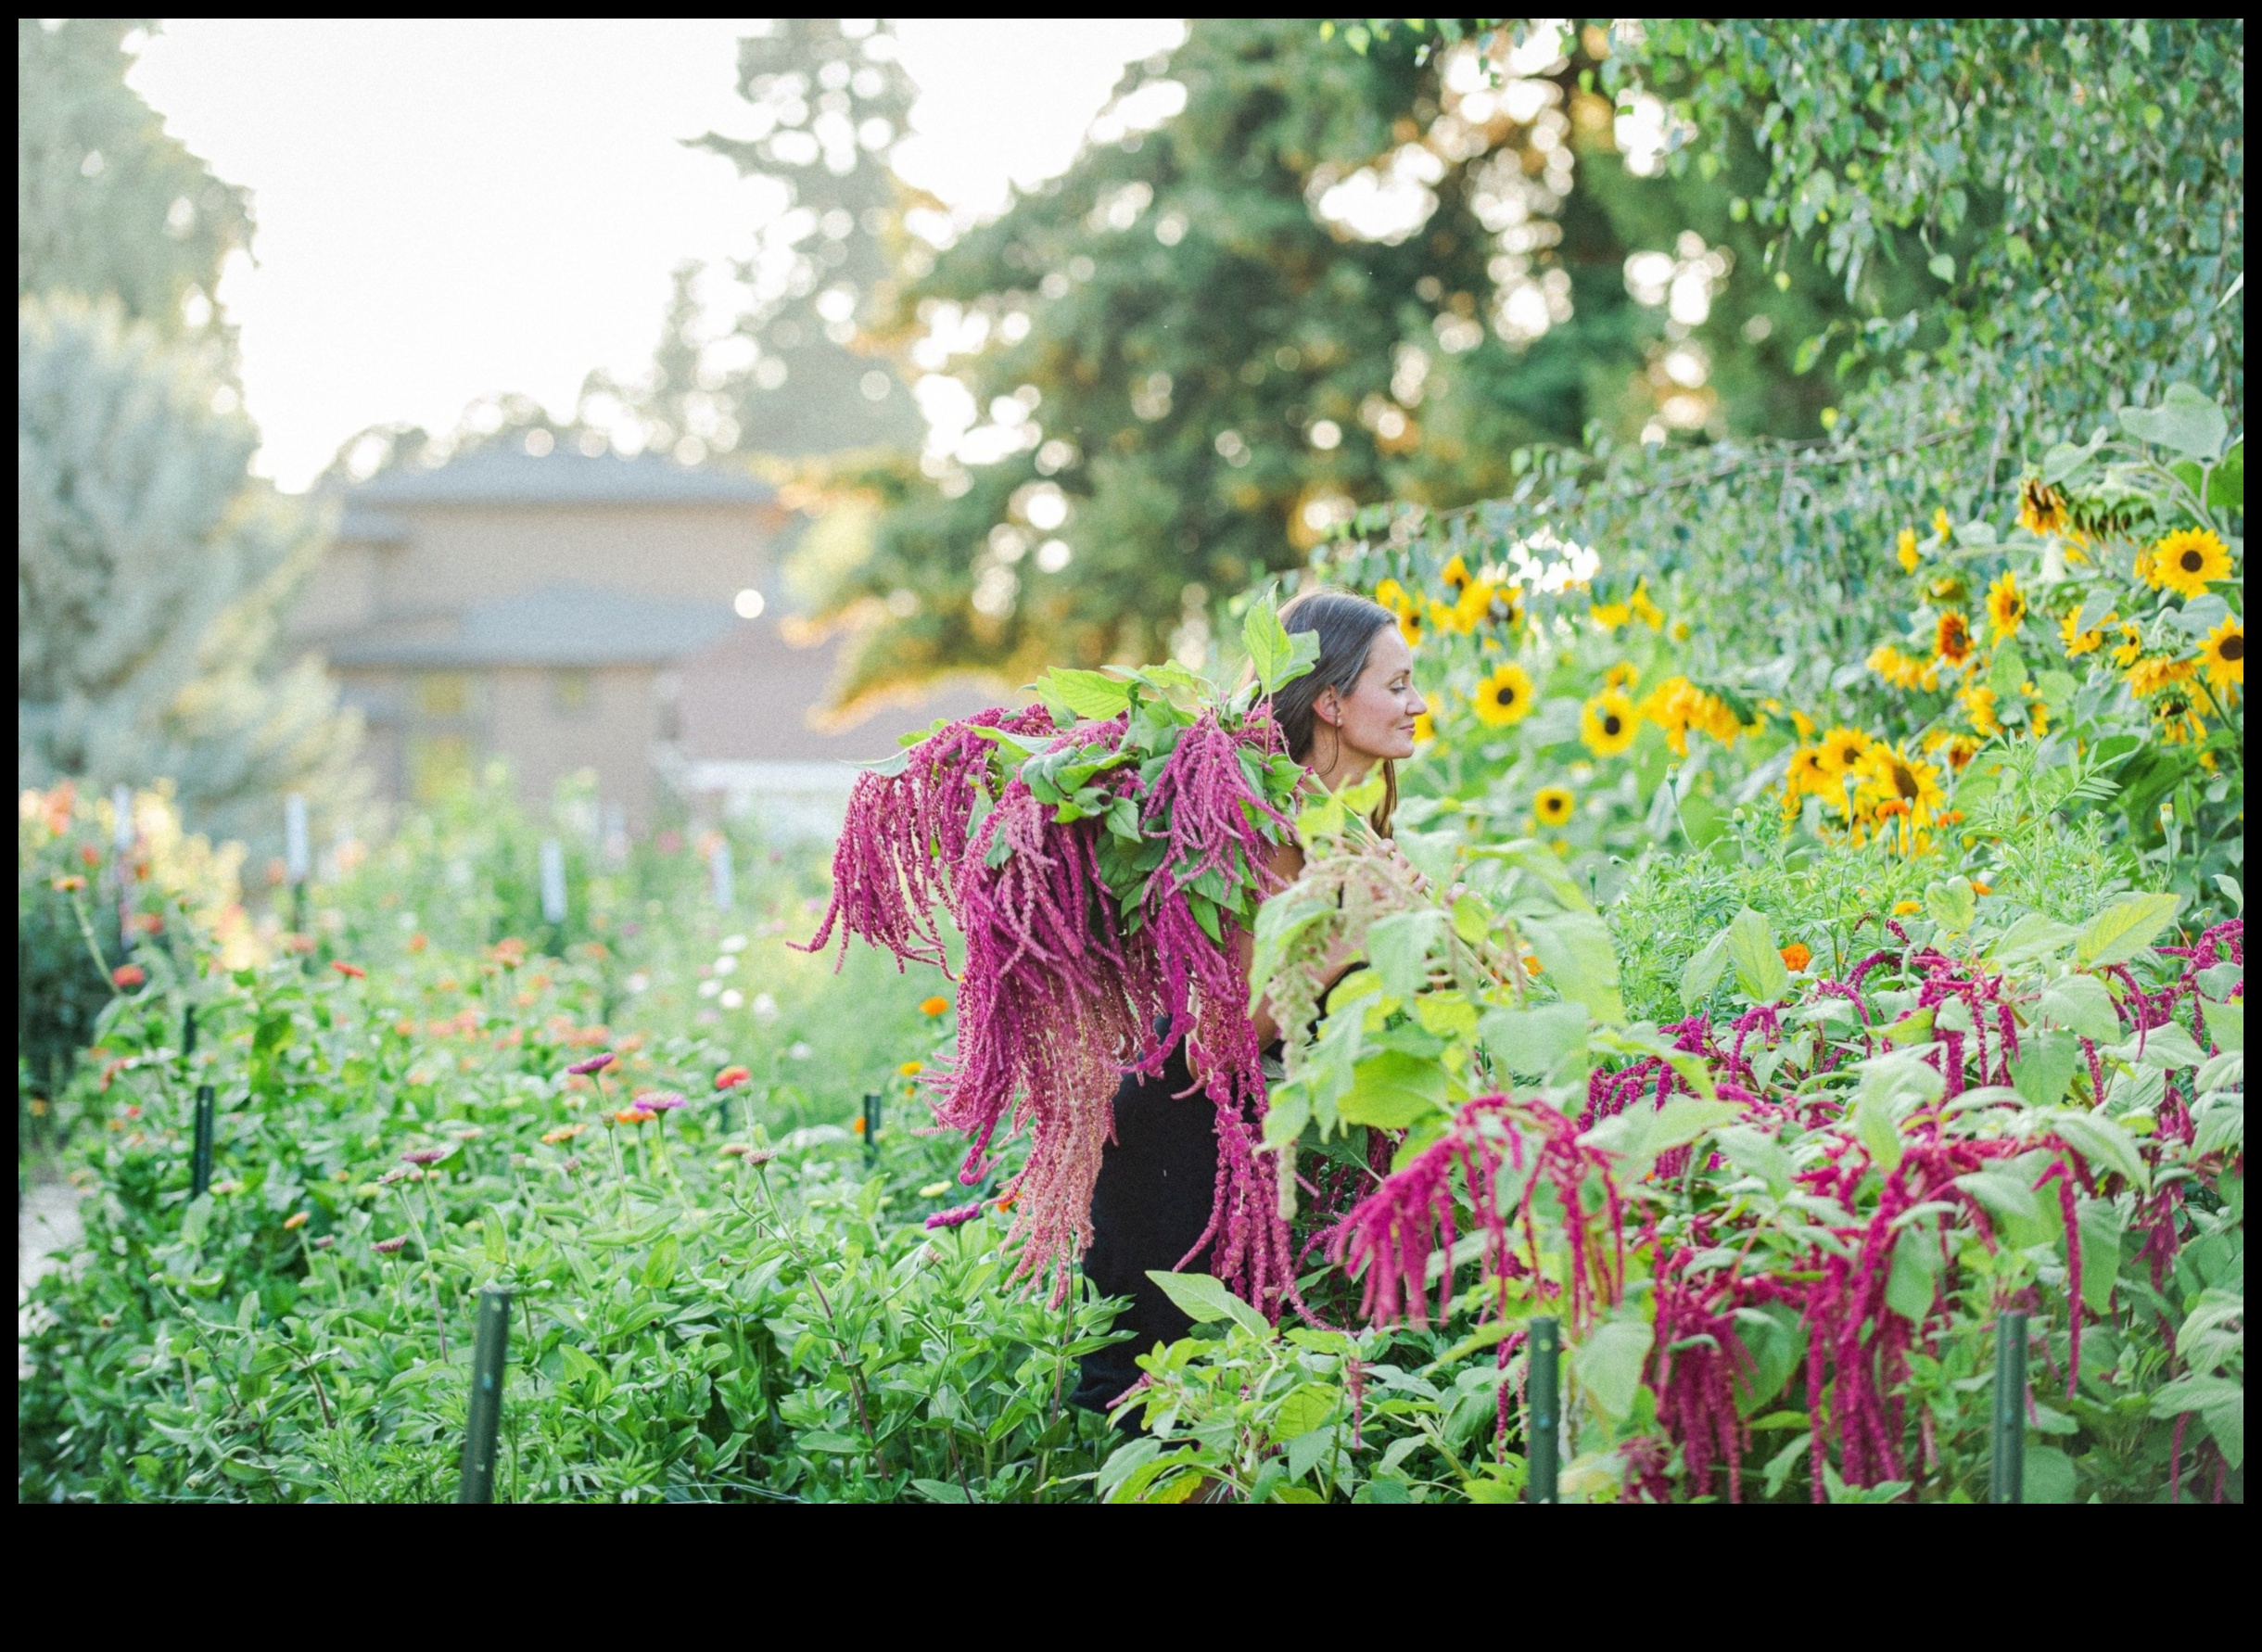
[{"xmin": 925, "ymin": 1203, "xmax": 985, "ymax": 1230}]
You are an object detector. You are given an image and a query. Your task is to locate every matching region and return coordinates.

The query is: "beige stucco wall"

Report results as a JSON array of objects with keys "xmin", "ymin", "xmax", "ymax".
[{"xmin": 483, "ymin": 664, "xmax": 657, "ymax": 822}]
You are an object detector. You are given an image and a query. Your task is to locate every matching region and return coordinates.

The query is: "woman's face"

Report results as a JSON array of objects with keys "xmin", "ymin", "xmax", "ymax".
[{"xmin": 1318, "ymin": 623, "xmax": 1425, "ymax": 765}]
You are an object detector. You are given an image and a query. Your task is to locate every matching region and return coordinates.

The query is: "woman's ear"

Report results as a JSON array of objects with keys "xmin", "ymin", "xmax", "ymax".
[{"xmin": 1315, "ymin": 689, "xmax": 1338, "ymax": 727}]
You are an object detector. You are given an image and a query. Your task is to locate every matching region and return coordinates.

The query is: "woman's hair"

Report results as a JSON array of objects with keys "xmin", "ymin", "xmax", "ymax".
[{"xmin": 1271, "ymin": 588, "xmax": 1401, "ymax": 837}]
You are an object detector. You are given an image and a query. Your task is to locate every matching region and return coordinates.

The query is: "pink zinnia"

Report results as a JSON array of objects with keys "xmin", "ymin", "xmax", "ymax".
[
  {"xmin": 566, "ymin": 1052, "xmax": 615, "ymax": 1075},
  {"xmin": 374, "ymin": 1237, "xmax": 408, "ymax": 1255},
  {"xmin": 925, "ymin": 1203, "xmax": 984, "ymax": 1230}
]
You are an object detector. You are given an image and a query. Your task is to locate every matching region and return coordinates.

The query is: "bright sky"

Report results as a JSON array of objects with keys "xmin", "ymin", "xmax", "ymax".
[{"xmin": 126, "ymin": 19, "xmax": 1186, "ymax": 491}]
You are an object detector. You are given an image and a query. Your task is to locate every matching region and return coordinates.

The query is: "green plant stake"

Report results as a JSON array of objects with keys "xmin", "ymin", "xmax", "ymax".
[
  {"xmin": 457, "ymin": 1286, "xmax": 513, "ymax": 1504},
  {"xmin": 181, "ymin": 1002, "xmax": 197, "ymax": 1070},
  {"xmin": 1990, "ymin": 1310, "xmax": 2028, "ymax": 1505},
  {"xmin": 863, "ymin": 1090, "xmax": 881, "ymax": 1169},
  {"xmin": 190, "ymin": 1084, "xmax": 215, "ymax": 1199},
  {"xmin": 1527, "ymin": 1316, "xmax": 1560, "ymax": 1504}
]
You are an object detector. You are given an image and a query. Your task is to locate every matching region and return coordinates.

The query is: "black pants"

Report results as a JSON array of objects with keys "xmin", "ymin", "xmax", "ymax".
[{"xmin": 1071, "ymin": 1037, "xmax": 1252, "ymax": 1418}]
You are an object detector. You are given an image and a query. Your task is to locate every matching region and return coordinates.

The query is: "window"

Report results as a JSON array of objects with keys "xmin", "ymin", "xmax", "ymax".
[
  {"xmin": 550, "ymin": 668, "xmax": 593, "ymax": 717},
  {"xmin": 406, "ymin": 732, "xmax": 475, "ymax": 803},
  {"xmin": 413, "ymin": 671, "xmax": 471, "ymax": 719}
]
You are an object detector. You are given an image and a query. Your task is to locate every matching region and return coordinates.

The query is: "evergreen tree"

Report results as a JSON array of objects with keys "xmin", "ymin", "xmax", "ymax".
[
  {"xmin": 18, "ymin": 22, "xmax": 359, "ymax": 840},
  {"xmin": 17, "ymin": 19, "xmax": 252, "ymax": 345},
  {"xmin": 686, "ymin": 16, "xmax": 922, "ymax": 458}
]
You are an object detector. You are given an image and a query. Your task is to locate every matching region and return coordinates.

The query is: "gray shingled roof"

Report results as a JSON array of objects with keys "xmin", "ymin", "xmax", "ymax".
[
  {"xmin": 349, "ymin": 445, "xmax": 774, "ymax": 508},
  {"xmin": 322, "ymin": 583, "xmax": 737, "ymax": 668}
]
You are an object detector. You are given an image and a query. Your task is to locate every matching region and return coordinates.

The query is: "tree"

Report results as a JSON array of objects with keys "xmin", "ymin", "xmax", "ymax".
[
  {"xmin": 19, "ymin": 23, "xmax": 358, "ymax": 841},
  {"xmin": 18, "ymin": 296, "xmax": 360, "ymax": 840},
  {"xmin": 810, "ymin": 18, "xmax": 1864, "ymax": 705},
  {"xmin": 328, "ymin": 19, "xmax": 924, "ymax": 482},
  {"xmin": 17, "ymin": 18, "xmax": 251, "ymax": 345}
]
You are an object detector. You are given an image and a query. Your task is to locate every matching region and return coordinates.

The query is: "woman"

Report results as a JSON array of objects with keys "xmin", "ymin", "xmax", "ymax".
[{"xmin": 1072, "ymin": 589, "xmax": 1425, "ymax": 1416}]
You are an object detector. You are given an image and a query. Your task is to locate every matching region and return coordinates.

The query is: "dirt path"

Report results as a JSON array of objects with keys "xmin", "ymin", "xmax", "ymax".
[{"xmin": 18, "ymin": 1181, "xmax": 84, "ymax": 1377}]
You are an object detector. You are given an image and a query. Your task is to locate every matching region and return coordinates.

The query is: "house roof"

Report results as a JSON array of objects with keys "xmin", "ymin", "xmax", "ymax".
[
  {"xmin": 321, "ymin": 583, "xmax": 737, "ymax": 669},
  {"xmin": 347, "ymin": 445, "xmax": 775, "ymax": 509}
]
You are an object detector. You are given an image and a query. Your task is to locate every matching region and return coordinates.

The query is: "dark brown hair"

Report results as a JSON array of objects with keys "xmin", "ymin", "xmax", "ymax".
[{"xmin": 1270, "ymin": 589, "xmax": 1401, "ymax": 837}]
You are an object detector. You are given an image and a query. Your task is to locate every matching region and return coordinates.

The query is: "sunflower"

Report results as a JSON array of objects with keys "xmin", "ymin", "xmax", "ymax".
[
  {"xmin": 1856, "ymin": 742, "xmax": 1947, "ymax": 834},
  {"xmin": 1592, "ymin": 597, "xmax": 1631, "ymax": 632},
  {"xmin": 1453, "ymin": 576, "xmax": 1500, "ymax": 632},
  {"xmin": 1471, "ymin": 661, "xmax": 1534, "ymax": 727},
  {"xmin": 1782, "ymin": 746, "xmax": 1831, "ymax": 819},
  {"xmin": 2059, "ymin": 606, "xmax": 2109, "ymax": 657},
  {"xmin": 1935, "ymin": 610, "xmax": 1975, "ymax": 667},
  {"xmin": 1961, "ymin": 683, "xmax": 2002, "ymax": 737},
  {"xmin": 1628, "ymin": 579, "xmax": 1665, "ymax": 631},
  {"xmin": 1486, "ymin": 582, "xmax": 1525, "ymax": 630},
  {"xmin": 1412, "ymin": 709, "xmax": 1436, "ymax": 744},
  {"xmin": 1816, "ymin": 726, "xmax": 1873, "ymax": 776},
  {"xmin": 1897, "ymin": 527, "xmax": 1921, "ymax": 573},
  {"xmin": 1603, "ymin": 661, "xmax": 1641, "ymax": 694},
  {"xmin": 1395, "ymin": 604, "xmax": 1426, "ymax": 647},
  {"xmin": 2146, "ymin": 527, "xmax": 2232, "ymax": 600},
  {"xmin": 2200, "ymin": 616, "xmax": 2244, "ymax": 697},
  {"xmin": 1581, "ymin": 690, "xmax": 1638, "ymax": 757},
  {"xmin": 1932, "ymin": 506, "xmax": 1953, "ymax": 541},
  {"xmin": 2125, "ymin": 654, "xmax": 2196, "ymax": 699},
  {"xmin": 1924, "ymin": 730, "xmax": 1982, "ymax": 773},
  {"xmin": 1533, "ymin": 786, "xmax": 1575, "ymax": 827},
  {"xmin": 1439, "ymin": 554, "xmax": 1473, "ymax": 601},
  {"xmin": 2017, "ymin": 477, "xmax": 2069, "ymax": 537},
  {"xmin": 1426, "ymin": 597, "xmax": 1468, "ymax": 637},
  {"xmin": 1985, "ymin": 570, "xmax": 2027, "ymax": 641},
  {"xmin": 2152, "ymin": 682, "xmax": 2212, "ymax": 745},
  {"xmin": 1869, "ymin": 645, "xmax": 1938, "ymax": 693},
  {"xmin": 1375, "ymin": 578, "xmax": 1413, "ymax": 616}
]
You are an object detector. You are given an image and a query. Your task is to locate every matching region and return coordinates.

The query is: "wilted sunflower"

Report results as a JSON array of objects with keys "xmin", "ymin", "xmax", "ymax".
[
  {"xmin": 1580, "ymin": 690, "xmax": 1638, "ymax": 757},
  {"xmin": 1533, "ymin": 786, "xmax": 1575, "ymax": 827},
  {"xmin": 2059, "ymin": 607, "xmax": 2109, "ymax": 657},
  {"xmin": 1935, "ymin": 610, "xmax": 1976, "ymax": 667},
  {"xmin": 1960, "ymin": 683, "xmax": 2003, "ymax": 738},
  {"xmin": 2200, "ymin": 616, "xmax": 2244, "ymax": 696},
  {"xmin": 2146, "ymin": 527, "xmax": 2231, "ymax": 600},
  {"xmin": 1985, "ymin": 571, "xmax": 2027, "ymax": 641},
  {"xmin": 1471, "ymin": 661, "xmax": 1534, "ymax": 727},
  {"xmin": 2017, "ymin": 477, "xmax": 2069, "ymax": 537}
]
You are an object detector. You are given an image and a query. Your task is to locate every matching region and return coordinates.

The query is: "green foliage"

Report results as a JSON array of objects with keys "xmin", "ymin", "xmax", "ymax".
[
  {"xmin": 17, "ymin": 19, "xmax": 252, "ymax": 343},
  {"xmin": 19, "ymin": 813, "xmax": 1124, "ymax": 1502}
]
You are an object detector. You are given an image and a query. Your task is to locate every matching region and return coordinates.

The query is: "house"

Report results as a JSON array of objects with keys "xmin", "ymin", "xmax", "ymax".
[{"xmin": 287, "ymin": 441, "xmax": 994, "ymax": 832}]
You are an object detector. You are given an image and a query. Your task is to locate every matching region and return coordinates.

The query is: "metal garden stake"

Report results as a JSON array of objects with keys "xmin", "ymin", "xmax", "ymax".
[
  {"xmin": 1990, "ymin": 1310, "xmax": 2028, "ymax": 1505},
  {"xmin": 286, "ymin": 793, "xmax": 311, "ymax": 947},
  {"xmin": 862, "ymin": 1090, "xmax": 881, "ymax": 1169},
  {"xmin": 457, "ymin": 1286, "xmax": 513, "ymax": 1504},
  {"xmin": 1527, "ymin": 1316, "xmax": 1560, "ymax": 1504},
  {"xmin": 190, "ymin": 1084, "xmax": 216, "ymax": 1199}
]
